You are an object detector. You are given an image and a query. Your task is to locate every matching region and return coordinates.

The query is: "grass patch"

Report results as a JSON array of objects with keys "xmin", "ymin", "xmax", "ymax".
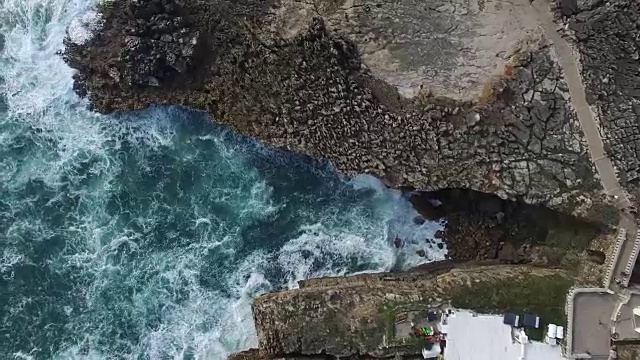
[
  {"xmin": 449, "ymin": 273, "xmax": 574, "ymax": 340},
  {"xmin": 544, "ymin": 225, "xmax": 599, "ymax": 250},
  {"xmin": 379, "ymin": 303, "xmax": 397, "ymax": 342}
]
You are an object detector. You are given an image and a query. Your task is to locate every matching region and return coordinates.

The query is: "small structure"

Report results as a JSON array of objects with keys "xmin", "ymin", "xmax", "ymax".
[
  {"xmin": 421, "ymin": 343, "xmax": 442, "ymax": 359},
  {"xmin": 633, "ymin": 307, "xmax": 640, "ymax": 334},
  {"xmin": 504, "ymin": 312, "xmax": 521, "ymax": 327},
  {"xmin": 395, "ymin": 312, "xmax": 408, "ymax": 323},
  {"xmin": 427, "ymin": 309, "xmax": 439, "ymax": 322},
  {"xmin": 443, "ymin": 311, "xmax": 565, "ymax": 360},
  {"xmin": 523, "ymin": 314, "xmax": 541, "ymax": 329},
  {"xmin": 546, "ymin": 324, "xmax": 557, "ymax": 346},
  {"xmin": 514, "ymin": 328, "xmax": 529, "ymax": 360}
]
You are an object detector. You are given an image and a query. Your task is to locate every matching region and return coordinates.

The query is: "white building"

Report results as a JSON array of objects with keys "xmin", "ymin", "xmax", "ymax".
[{"xmin": 443, "ymin": 311, "xmax": 567, "ymax": 360}]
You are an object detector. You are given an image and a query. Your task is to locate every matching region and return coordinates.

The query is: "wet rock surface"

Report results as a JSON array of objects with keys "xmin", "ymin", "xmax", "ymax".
[
  {"xmin": 119, "ymin": 0, "xmax": 202, "ymax": 86},
  {"xmin": 409, "ymin": 188, "xmax": 605, "ymax": 262},
  {"xmin": 57, "ymin": 1, "xmax": 638, "ymax": 359},
  {"xmin": 558, "ymin": 0, "xmax": 640, "ymax": 193},
  {"xmin": 62, "ymin": 0, "xmax": 607, "ymax": 216}
]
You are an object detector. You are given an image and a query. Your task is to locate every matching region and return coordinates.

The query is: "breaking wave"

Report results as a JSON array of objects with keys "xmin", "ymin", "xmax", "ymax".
[{"xmin": 0, "ymin": 0, "xmax": 446, "ymax": 359}]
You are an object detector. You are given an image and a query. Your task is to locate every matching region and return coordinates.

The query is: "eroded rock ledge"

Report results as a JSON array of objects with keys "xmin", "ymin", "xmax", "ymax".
[{"xmin": 63, "ymin": 0, "xmax": 610, "ymax": 215}]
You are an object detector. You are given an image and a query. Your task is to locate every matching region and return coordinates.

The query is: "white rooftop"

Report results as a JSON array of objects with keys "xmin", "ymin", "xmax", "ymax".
[{"xmin": 444, "ymin": 311, "xmax": 567, "ymax": 360}]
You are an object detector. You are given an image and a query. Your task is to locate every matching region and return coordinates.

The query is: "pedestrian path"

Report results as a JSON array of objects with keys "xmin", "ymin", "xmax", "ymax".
[
  {"xmin": 604, "ymin": 228, "xmax": 627, "ymax": 288},
  {"xmin": 533, "ymin": 0, "xmax": 630, "ymax": 207}
]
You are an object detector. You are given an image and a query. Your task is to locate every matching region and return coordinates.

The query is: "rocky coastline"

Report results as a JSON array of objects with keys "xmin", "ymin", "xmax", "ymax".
[
  {"xmin": 409, "ymin": 188, "xmax": 611, "ymax": 262},
  {"xmin": 60, "ymin": 0, "xmax": 635, "ymax": 358},
  {"xmin": 62, "ymin": 0, "xmax": 616, "ymax": 217}
]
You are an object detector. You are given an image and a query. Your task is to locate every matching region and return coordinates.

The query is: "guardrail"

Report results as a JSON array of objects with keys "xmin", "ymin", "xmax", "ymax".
[
  {"xmin": 564, "ymin": 287, "xmax": 576, "ymax": 358},
  {"xmin": 604, "ymin": 228, "xmax": 627, "ymax": 288},
  {"xmin": 623, "ymin": 231, "xmax": 640, "ymax": 287}
]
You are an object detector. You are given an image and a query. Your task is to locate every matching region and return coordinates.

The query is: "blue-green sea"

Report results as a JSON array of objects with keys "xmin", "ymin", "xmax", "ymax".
[{"xmin": 0, "ymin": 0, "xmax": 446, "ymax": 358}]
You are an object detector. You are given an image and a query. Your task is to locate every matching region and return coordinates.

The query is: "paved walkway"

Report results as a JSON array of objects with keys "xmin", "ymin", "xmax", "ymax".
[
  {"xmin": 532, "ymin": 1, "xmax": 639, "ymax": 359},
  {"xmin": 534, "ymin": 1, "xmax": 631, "ymax": 208}
]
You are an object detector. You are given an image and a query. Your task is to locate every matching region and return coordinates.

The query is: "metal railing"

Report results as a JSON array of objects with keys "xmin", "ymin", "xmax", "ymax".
[
  {"xmin": 623, "ymin": 231, "xmax": 640, "ymax": 287},
  {"xmin": 604, "ymin": 229, "xmax": 627, "ymax": 288}
]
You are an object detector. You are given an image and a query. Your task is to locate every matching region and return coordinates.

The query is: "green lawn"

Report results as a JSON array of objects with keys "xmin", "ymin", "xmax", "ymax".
[{"xmin": 448, "ymin": 273, "xmax": 574, "ymax": 340}]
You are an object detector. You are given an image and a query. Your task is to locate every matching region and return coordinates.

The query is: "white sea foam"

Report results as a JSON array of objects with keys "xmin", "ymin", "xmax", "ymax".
[
  {"xmin": 0, "ymin": 0, "xmax": 448, "ymax": 357},
  {"xmin": 67, "ymin": 10, "xmax": 103, "ymax": 45},
  {"xmin": 0, "ymin": 248, "xmax": 25, "ymax": 276}
]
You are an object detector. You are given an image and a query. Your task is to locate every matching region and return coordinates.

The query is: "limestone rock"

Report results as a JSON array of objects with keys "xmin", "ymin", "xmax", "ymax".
[
  {"xmin": 62, "ymin": 0, "xmax": 607, "ymax": 216},
  {"xmin": 560, "ymin": 0, "xmax": 640, "ymax": 194},
  {"xmin": 249, "ymin": 264, "xmax": 570, "ymax": 357}
]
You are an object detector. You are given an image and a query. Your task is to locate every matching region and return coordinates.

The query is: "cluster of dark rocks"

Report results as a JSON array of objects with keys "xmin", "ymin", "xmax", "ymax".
[
  {"xmin": 410, "ymin": 188, "xmax": 602, "ymax": 262},
  {"xmin": 61, "ymin": 0, "xmax": 204, "ymax": 89},
  {"xmin": 117, "ymin": 0, "xmax": 202, "ymax": 86},
  {"xmin": 561, "ymin": 0, "xmax": 640, "ymax": 192}
]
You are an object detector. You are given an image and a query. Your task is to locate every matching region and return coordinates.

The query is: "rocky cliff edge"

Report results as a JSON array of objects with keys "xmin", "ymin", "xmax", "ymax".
[{"xmin": 61, "ymin": 0, "xmax": 613, "ymax": 216}]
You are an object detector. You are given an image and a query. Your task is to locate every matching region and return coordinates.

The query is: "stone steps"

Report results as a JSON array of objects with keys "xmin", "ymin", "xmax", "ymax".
[
  {"xmin": 604, "ymin": 228, "xmax": 627, "ymax": 288},
  {"xmin": 623, "ymin": 231, "xmax": 640, "ymax": 285}
]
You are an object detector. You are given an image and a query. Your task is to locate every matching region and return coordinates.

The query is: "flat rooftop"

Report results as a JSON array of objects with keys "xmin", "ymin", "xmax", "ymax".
[
  {"xmin": 572, "ymin": 291, "xmax": 615, "ymax": 356},
  {"xmin": 445, "ymin": 311, "xmax": 566, "ymax": 360}
]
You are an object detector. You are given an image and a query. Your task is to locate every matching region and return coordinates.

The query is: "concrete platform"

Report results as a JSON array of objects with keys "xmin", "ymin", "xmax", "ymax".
[
  {"xmin": 572, "ymin": 291, "xmax": 616, "ymax": 357},
  {"xmin": 614, "ymin": 293, "xmax": 640, "ymax": 341}
]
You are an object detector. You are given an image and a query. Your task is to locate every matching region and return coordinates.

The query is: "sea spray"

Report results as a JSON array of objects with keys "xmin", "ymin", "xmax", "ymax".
[{"xmin": 0, "ymin": 1, "xmax": 446, "ymax": 359}]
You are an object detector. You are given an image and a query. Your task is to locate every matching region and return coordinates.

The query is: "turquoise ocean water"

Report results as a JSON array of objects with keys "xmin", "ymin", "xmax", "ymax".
[{"xmin": 0, "ymin": 1, "xmax": 446, "ymax": 358}]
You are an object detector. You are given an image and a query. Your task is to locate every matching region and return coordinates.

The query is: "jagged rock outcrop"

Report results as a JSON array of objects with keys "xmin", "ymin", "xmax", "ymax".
[
  {"xmin": 228, "ymin": 349, "xmax": 330, "ymax": 360},
  {"xmin": 118, "ymin": 0, "xmax": 202, "ymax": 86},
  {"xmin": 62, "ymin": 0, "xmax": 609, "ymax": 216},
  {"xmin": 232, "ymin": 243, "xmax": 607, "ymax": 359},
  {"xmin": 557, "ymin": 0, "xmax": 640, "ymax": 195}
]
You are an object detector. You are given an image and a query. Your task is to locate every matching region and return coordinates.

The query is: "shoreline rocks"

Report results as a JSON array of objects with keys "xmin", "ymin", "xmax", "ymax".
[
  {"xmin": 247, "ymin": 264, "xmax": 574, "ymax": 359},
  {"xmin": 54, "ymin": 2, "xmax": 638, "ymax": 359},
  {"xmin": 62, "ymin": 0, "xmax": 610, "ymax": 219},
  {"xmin": 409, "ymin": 188, "xmax": 611, "ymax": 263}
]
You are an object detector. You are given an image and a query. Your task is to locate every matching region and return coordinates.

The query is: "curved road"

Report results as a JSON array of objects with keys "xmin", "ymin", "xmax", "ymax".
[{"xmin": 534, "ymin": 0, "xmax": 638, "ymax": 291}]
